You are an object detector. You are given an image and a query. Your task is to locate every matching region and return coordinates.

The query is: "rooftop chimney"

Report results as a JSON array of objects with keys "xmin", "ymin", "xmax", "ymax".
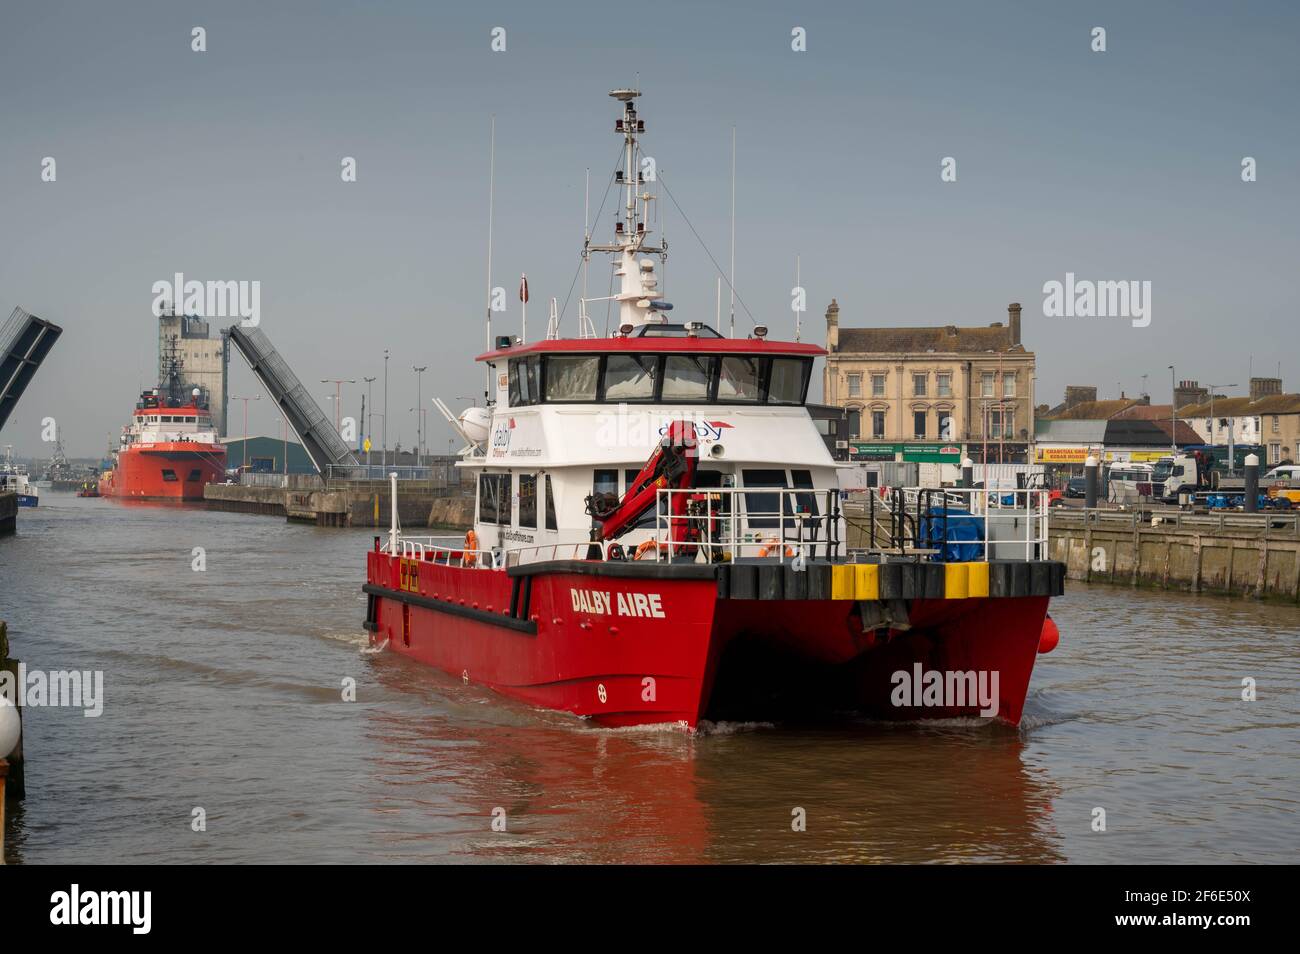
[
  {"xmin": 825, "ymin": 299, "xmax": 839, "ymax": 352},
  {"xmin": 1007, "ymin": 302, "xmax": 1022, "ymax": 345},
  {"xmin": 1250, "ymin": 376, "xmax": 1282, "ymax": 401}
]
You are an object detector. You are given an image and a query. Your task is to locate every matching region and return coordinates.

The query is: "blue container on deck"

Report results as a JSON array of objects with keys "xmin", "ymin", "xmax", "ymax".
[{"xmin": 919, "ymin": 507, "xmax": 985, "ymax": 562}]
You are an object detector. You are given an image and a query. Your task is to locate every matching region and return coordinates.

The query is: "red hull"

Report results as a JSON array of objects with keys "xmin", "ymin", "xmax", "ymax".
[
  {"xmin": 365, "ymin": 549, "xmax": 1056, "ymax": 729},
  {"xmin": 100, "ymin": 443, "xmax": 226, "ymax": 501}
]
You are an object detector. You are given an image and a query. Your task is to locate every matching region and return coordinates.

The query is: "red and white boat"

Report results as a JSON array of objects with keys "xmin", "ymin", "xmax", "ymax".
[
  {"xmin": 364, "ymin": 90, "xmax": 1065, "ymax": 730},
  {"xmin": 99, "ymin": 385, "xmax": 226, "ymax": 501}
]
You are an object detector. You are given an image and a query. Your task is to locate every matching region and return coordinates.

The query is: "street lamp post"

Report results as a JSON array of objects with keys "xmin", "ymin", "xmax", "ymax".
[
  {"xmin": 413, "ymin": 365, "xmax": 427, "ymax": 467},
  {"xmin": 1204, "ymin": 382, "xmax": 1238, "ymax": 451},
  {"xmin": 229, "ymin": 394, "xmax": 259, "ymax": 474},
  {"xmin": 363, "ymin": 375, "xmax": 376, "ymax": 471},
  {"xmin": 320, "ymin": 378, "xmax": 356, "ymax": 434},
  {"xmin": 1168, "ymin": 366, "xmax": 1177, "ymax": 456},
  {"xmin": 383, "ymin": 350, "xmax": 390, "ymax": 470}
]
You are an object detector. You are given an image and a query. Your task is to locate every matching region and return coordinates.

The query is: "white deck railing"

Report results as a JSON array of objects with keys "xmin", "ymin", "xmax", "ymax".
[{"xmin": 381, "ymin": 485, "xmax": 1051, "ymax": 568}]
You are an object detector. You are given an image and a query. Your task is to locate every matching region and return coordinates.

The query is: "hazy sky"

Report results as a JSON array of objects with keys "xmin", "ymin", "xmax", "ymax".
[{"xmin": 2, "ymin": 0, "xmax": 1297, "ymax": 457}]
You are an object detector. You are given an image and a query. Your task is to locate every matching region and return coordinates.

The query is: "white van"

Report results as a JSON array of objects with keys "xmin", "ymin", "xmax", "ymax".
[
  {"xmin": 1106, "ymin": 462, "xmax": 1156, "ymax": 504},
  {"xmin": 1263, "ymin": 464, "xmax": 1300, "ymax": 482}
]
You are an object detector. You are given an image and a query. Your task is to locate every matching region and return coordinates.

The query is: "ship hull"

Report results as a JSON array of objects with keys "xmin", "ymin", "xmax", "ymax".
[
  {"xmin": 100, "ymin": 443, "xmax": 226, "ymax": 501},
  {"xmin": 365, "ymin": 549, "xmax": 1063, "ymax": 729},
  {"xmin": 16, "ymin": 492, "xmax": 38, "ymax": 507}
]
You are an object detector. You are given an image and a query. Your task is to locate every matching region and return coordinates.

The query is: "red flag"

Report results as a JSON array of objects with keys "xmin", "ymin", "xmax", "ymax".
[{"xmin": 519, "ymin": 274, "xmax": 529, "ymax": 303}]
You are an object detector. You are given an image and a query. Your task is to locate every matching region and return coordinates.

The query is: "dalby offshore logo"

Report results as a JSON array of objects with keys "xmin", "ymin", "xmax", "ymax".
[
  {"xmin": 151, "ymin": 271, "xmax": 261, "ymax": 326},
  {"xmin": 659, "ymin": 419, "xmax": 732, "ymax": 444},
  {"xmin": 50, "ymin": 884, "xmax": 151, "ymax": 934},
  {"xmin": 594, "ymin": 408, "xmax": 733, "ymax": 449},
  {"xmin": 490, "ymin": 417, "xmax": 515, "ymax": 457}
]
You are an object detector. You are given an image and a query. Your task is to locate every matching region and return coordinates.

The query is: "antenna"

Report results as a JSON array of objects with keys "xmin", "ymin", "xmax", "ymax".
[
  {"xmin": 582, "ymin": 167, "xmax": 590, "ymax": 337},
  {"xmin": 547, "ymin": 297, "xmax": 559, "ymax": 340},
  {"xmin": 729, "ymin": 124, "xmax": 736, "ymax": 339},
  {"xmin": 485, "ymin": 115, "xmax": 496, "ymax": 402},
  {"xmin": 519, "ymin": 273, "xmax": 528, "ymax": 343},
  {"xmin": 795, "ymin": 254, "xmax": 802, "ymax": 342},
  {"xmin": 715, "ymin": 276, "xmax": 721, "ymax": 331}
]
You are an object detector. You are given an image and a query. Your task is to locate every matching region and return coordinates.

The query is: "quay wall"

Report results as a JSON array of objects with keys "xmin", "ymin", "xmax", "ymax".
[
  {"xmin": 1048, "ymin": 510, "xmax": 1300, "ymax": 602},
  {"xmin": 203, "ymin": 481, "xmax": 469, "ymax": 528}
]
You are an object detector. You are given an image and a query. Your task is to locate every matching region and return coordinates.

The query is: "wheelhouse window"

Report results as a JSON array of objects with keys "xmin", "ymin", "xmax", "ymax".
[
  {"xmin": 661, "ymin": 355, "xmax": 715, "ymax": 401},
  {"xmin": 543, "ymin": 474, "xmax": 558, "ymax": 530},
  {"xmin": 718, "ymin": 356, "xmax": 763, "ymax": 402},
  {"xmin": 742, "ymin": 468, "xmax": 786, "ymax": 529},
  {"xmin": 535, "ymin": 351, "xmax": 810, "ymax": 406},
  {"xmin": 544, "ymin": 355, "xmax": 600, "ymax": 401},
  {"xmin": 768, "ymin": 357, "xmax": 809, "ymax": 405},
  {"xmin": 603, "ymin": 355, "xmax": 658, "ymax": 401},
  {"xmin": 518, "ymin": 474, "xmax": 538, "ymax": 528},
  {"xmin": 478, "ymin": 473, "xmax": 510, "ymax": 525},
  {"xmin": 161, "ymin": 469, "xmax": 178, "ymax": 482},
  {"xmin": 508, "ymin": 355, "xmax": 541, "ymax": 406}
]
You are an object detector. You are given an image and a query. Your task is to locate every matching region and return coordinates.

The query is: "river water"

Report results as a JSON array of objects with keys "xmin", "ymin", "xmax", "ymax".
[{"xmin": 2, "ymin": 494, "xmax": 1297, "ymax": 864}]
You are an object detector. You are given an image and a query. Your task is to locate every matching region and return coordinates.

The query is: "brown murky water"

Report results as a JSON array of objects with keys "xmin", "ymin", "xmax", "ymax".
[{"xmin": 2, "ymin": 495, "xmax": 1297, "ymax": 863}]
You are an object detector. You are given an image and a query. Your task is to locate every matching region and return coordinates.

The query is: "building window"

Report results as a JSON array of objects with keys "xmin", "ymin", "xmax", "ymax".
[
  {"xmin": 913, "ymin": 410, "xmax": 926, "ymax": 439},
  {"xmin": 846, "ymin": 373, "xmax": 861, "ymax": 398},
  {"xmin": 912, "ymin": 374, "xmax": 927, "ymax": 397},
  {"xmin": 871, "ymin": 373, "xmax": 886, "ymax": 398},
  {"xmin": 1273, "ymin": 416, "xmax": 1281, "ymax": 433},
  {"xmin": 981, "ymin": 373, "xmax": 995, "ymax": 398},
  {"xmin": 1270, "ymin": 443, "xmax": 1281, "ymax": 464},
  {"xmin": 1002, "ymin": 374, "xmax": 1016, "ymax": 398},
  {"xmin": 872, "ymin": 410, "xmax": 885, "ymax": 439},
  {"xmin": 938, "ymin": 412, "xmax": 953, "ymax": 441},
  {"xmin": 846, "ymin": 408, "xmax": 861, "ymax": 438},
  {"xmin": 936, "ymin": 373, "xmax": 952, "ymax": 398},
  {"xmin": 988, "ymin": 408, "xmax": 1014, "ymax": 439}
]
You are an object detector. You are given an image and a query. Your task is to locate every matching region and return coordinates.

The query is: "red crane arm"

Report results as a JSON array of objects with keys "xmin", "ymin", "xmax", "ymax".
[{"xmin": 585, "ymin": 420, "xmax": 698, "ymax": 542}]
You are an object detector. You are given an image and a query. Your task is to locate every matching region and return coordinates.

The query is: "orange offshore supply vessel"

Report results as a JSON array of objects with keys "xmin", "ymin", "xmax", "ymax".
[{"xmin": 99, "ymin": 381, "xmax": 226, "ymax": 501}]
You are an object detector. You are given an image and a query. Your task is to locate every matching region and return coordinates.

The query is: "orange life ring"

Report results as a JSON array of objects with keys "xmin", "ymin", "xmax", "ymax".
[
  {"xmin": 464, "ymin": 528, "xmax": 478, "ymax": 566},
  {"xmin": 757, "ymin": 537, "xmax": 795, "ymax": 559},
  {"xmin": 633, "ymin": 539, "xmax": 659, "ymax": 561}
]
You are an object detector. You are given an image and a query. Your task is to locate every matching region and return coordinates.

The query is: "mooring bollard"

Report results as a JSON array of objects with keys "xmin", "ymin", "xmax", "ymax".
[
  {"xmin": 1244, "ymin": 453, "xmax": 1259, "ymax": 513},
  {"xmin": 0, "ymin": 621, "xmax": 22, "ymax": 803},
  {"xmin": 0, "ymin": 694, "xmax": 19, "ymax": 864},
  {"xmin": 961, "ymin": 457, "xmax": 974, "ymax": 489},
  {"xmin": 1084, "ymin": 455, "xmax": 1099, "ymax": 509},
  {"xmin": 0, "ymin": 758, "xmax": 7, "ymax": 863}
]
